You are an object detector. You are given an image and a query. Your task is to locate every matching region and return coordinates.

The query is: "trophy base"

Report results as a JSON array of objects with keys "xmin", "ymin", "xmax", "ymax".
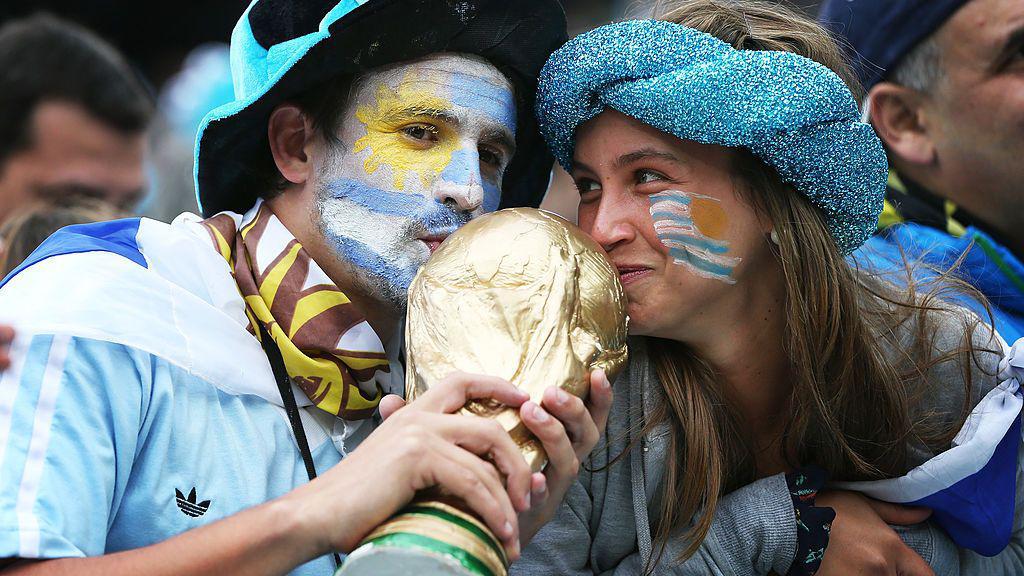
[
  {"xmin": 336, "ymin": 500, "xmax": 507, "ymax": 576},
  {"xmin": 339, "ymin": 544, "xmax": 484, "ymax": 576}
]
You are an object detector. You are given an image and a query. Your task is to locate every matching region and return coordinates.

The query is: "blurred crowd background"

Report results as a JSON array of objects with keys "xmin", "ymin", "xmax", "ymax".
[{"xmin": 0, "ymin": 0, "xmax": 823, "ymax": 273}]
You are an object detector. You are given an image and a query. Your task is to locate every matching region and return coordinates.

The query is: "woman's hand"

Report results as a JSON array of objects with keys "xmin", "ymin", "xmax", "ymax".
[
  {"xmin": 286, "ymin": 372, "xmax": 534, "ymax": 561},
  {"xmin": 815, "ymin": 490, "xmax": 935, "ymax": 576},
  {"xmin": 516, "ymin": 369, "xmax": 614, "ymax": 545}
]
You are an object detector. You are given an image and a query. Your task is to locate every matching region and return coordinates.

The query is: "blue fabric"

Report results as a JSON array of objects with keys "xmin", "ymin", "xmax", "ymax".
[
  {"xmin": 0, "ymin": 334, "xmax": 342, "ymax": 573},
  {"xmin": 192, "ymin": 0, "xmax": 370, "ymax": 217},
  {"xmin": 906, "ymin": 416, "xmax": 1021, "ymax": 557},
  {"xmin": 534, "ymin": 20, "xmax": 888, "ymax": 255},
  {"xmin": 194, "ymin": 0, "xmax": 338, "ymax": 214},
  {"xmin": 0, "ymin": 218, "xmax": 146, "ymax": 290},
  {"xmin": 818, "ymin": 0, "xmax": 968, "ymax": 90},
  {"xmin": 854, "ymin": 223, "xmax": 1024, "ymax": 341}
]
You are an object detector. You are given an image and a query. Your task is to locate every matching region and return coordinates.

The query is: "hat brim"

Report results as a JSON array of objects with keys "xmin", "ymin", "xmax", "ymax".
[{"xmin": 196, "ymin": 0, "xmax": 566, "ymax": 217}]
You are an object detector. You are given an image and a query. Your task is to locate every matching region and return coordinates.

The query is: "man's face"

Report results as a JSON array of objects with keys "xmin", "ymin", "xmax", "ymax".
[
  {"xmin": 313, "ymin": 53, "xmax": 516, "ymax": 308},
  {"xmin": 0, "ymin": 101, "xmax": 146, "ymax": 224},
  {"xmin": 926, "ymin": 0, "xmax": 1024, "ymax": 223}
]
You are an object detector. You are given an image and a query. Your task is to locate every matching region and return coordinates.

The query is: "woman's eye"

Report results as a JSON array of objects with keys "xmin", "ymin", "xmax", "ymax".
[
  {"xmin": 402, "ymin": 124, "xmax": 439, "ymax": 142},
  {"xmin": 637, "ymin": 169, "xmax": 665, "ymax": 184},
  {"xmin": 575, "ymin": 179, "xmax": 601, "ymax": 194}
]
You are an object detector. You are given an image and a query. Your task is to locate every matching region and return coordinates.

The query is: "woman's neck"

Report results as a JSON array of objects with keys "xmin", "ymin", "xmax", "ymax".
[{"xmin": 677, "ymin": 274, "xmax": 793, "ymax": 473}]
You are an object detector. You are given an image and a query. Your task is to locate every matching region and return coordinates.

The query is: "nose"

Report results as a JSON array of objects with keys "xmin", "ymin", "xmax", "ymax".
[
  {"xmin": 433, "ymin": 181, "xmax": 484, "ymax": 212},
  {"xmin": 433, "ymin": 147, "xmax": 485, "ymax": 212},
  {"xmin": 582, "ymin": 190, "xmax": 636, "ymax": 253}
]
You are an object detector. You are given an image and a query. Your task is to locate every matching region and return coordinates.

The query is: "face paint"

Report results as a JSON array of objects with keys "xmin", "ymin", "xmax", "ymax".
[
  {"xmin": 316, "ymin": 172, "xmax": 469, "ymax": 307},
  {"xmin": 313, "ymin": 53, "xmax": 516, "ymax": 310},
  {"xmin": 349, "ymin": 56, "xmax": 516, "ymax": 198},
  {"xmin": 438, "ymin": 147, "xmax": 502, "ymax": 213},
  {"xmin": 324, "ymin": 178, "xmax": 468, "ymax": 232},
  {"xmin": 448, "ymin": 72, "xmax": 517, "ymax": 131},
  {"xmin": 353, "ymin": 73, "xmax": 460, "ymax": 191},
  {"xmin": 649, "ymin": 190, "xmax": 741, "ymax": 284}
]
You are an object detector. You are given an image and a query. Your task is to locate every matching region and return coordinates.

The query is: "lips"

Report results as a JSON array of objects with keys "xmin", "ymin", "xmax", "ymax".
[
  {"xmin": 420, "ymin": 234, "xmax": 449, "ymax": 254},
  {"xmin": 615, "ymin": 264, "xmax": 653, "ymax": 285}
]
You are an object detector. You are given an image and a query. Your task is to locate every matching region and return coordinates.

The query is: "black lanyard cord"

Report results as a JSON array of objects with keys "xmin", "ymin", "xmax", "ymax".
[{"xmin": 258, "ymin": 323, "xmax": 343, "ymax": 569}]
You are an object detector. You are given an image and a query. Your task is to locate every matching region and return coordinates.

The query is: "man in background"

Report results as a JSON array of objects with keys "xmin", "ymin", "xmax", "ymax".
[
  {"xmin": 821, "ymin": 0, "xmax": 1024, "ymax": 340},
  {"xmin": 0, "ymin": 14, "xmax": 153, "ymax": 225}
]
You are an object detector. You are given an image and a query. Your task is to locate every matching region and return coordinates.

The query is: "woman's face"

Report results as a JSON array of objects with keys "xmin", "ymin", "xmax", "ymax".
[{"xmin": 573, "ymin": 110, "xmax": 776, "ymax": 340}]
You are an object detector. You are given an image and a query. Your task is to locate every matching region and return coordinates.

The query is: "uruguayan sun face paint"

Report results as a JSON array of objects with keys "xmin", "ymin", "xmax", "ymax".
[
  {"xmin": 314, "ymin": 53, "xmax": 516, "ymax": 308},
  {"xmin": 649, "ymin": 190, "xmax": 741, "ymax": 284}
]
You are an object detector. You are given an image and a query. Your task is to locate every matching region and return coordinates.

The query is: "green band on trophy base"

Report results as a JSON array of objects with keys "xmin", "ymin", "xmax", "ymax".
[
  {"xmin": 337, "ymin": 499, "xmax": 508, "ymax": 576},
  {"xmin": 404, "ymin": 505, "xmax": 506, "ymax": 563},
  {"xmin": 358, "ymin": 532, "xmax": 495, "ymax": 576}
]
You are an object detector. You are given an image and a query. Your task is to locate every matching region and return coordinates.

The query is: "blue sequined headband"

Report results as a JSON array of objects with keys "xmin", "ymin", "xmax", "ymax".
[{"xmin": 535, "ymin": 20, "xmax": 888, "ymax": 254}]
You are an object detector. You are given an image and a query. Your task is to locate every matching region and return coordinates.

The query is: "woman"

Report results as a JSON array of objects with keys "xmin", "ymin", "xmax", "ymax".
[{"xmin": 513, "ymin": 1, "xmax": 1024, "ymax": 574}]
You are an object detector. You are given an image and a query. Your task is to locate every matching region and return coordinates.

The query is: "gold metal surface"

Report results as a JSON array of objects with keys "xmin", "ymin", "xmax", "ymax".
[
  {"xmin": 341, "ymin": 209, "xmax": 628, "ymax": 576},
  {"xmin": 405, "ymin": 208, "xmax": 629, "ymax": 470}
]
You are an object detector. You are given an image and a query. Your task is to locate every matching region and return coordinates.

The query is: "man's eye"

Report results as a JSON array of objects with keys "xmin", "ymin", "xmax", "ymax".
[
  {"xmin": 402, "ymin": 124, "xmax": 439, "ymax": 142},
  {"xmin": 637, "ymin": 169, "xmax": 665, "ymax": 184},
  {"xmin": 479, "ymin": 146, "xmax": 503, "ymax": 167}
]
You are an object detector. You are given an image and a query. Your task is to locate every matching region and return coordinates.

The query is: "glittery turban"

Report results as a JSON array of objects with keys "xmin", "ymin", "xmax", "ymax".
[{"xmin": 535, "ymin": 20, "xmax": 888, "ymax": 254}]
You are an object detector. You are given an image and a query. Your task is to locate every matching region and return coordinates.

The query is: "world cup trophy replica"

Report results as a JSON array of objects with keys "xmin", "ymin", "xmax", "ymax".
[{"xmin": 337, "ymin": 208, "xmax": 628, "ymax": 576}]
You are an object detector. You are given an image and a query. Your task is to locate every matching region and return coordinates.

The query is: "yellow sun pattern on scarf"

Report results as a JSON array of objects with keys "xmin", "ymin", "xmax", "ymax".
[
  {"xmin": 353, "ymin": 72, "xmax": 458, "ymax": 191},
  {"xmin": 202, "ymin": 206, "xmax": 389, "ymax": 419}
]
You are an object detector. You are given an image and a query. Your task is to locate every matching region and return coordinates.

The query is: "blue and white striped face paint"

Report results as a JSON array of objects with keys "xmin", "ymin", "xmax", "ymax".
[
  {"xmin": 649, "ymin": 190, "xmax": 741, "ymax": 284},
  {"xmin": 314, "ymin": 53, "xmax": 516, "ymax": 309}
]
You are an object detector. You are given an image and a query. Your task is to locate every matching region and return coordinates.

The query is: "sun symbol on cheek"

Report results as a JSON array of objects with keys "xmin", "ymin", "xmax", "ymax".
[
  {"xmin": 649, "ymin": 190, "xmax": 742, "ymax": 284},
  {"xmin": 353, "ymin": 76, "xmax": 459, "ymax": 191}
]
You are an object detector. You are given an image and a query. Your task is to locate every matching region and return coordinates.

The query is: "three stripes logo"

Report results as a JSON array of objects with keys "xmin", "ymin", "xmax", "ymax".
[{"xmin": 175, "ymin": 487, "xmax": 211, "ymax": 518}]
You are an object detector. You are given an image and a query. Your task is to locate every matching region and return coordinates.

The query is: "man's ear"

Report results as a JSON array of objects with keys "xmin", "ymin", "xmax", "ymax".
[
  {"xmin": 268, "ymin": 104, "xmax": 314, "ymax": 186},
  {"xmin": 868, "ymin": 83, "xmax": 936, "ymax": 167}
]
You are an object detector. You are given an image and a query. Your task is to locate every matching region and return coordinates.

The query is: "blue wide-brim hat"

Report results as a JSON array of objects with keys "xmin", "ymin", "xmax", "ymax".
[{"xmin": 195, "ymin": 0, "xmax": 567, "ymax": 217}]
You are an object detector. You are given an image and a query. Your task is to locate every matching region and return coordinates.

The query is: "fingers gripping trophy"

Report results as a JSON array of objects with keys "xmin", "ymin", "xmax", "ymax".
[{"xmin": 338, "ymin": 208, "xmax": 628, "ymax": 576}]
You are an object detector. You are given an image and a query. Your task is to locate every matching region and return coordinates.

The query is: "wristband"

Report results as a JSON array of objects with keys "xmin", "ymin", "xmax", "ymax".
[{"xmin": 786, "ymin": 466, "xmax": 836, "ymax": 576}]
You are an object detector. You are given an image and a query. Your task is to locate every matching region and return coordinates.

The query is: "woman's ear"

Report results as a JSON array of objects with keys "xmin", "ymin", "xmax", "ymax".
[
  {"xmin": 267, "ymin": 104, "xmax": 314, "ymax": 186},
  {"xmin": 868, "ymin": 83, "xmax": 936, "ymax": 167}
]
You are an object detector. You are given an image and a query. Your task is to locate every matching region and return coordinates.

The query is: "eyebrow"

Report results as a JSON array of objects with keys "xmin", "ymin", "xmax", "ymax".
[
  {"xmin": 614, "ymin": 149, "xmax": 681, "ymax": 168},
  {"xmin": 479, "ymin": 125, "xmax": 517, "ymax": 155},
  {"xmin": 571, "ymin": 148, "xmax": 682, "ymax": 174},
  {"xmin": 378, "ymin": 105, "xmax": 458, "ymax": 126},
  {"xmin": 379, "ymin": 104, "xmax": 516, "ymax": 153}
]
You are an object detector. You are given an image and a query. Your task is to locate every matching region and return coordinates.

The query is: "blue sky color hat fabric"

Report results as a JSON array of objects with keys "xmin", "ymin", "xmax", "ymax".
[
  {"xmin": 535, "ymin": 20, "xmax": 888, "ymax": 255},
  {"xmin": 818, "ymin": 0, "xmax": 969, "ymax": 91},
  {"xmin": 194, "ymin": 0, "xmax": 567, "ymax": 217}
]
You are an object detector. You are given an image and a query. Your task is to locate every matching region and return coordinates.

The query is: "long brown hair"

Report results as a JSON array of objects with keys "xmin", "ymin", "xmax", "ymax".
[{"xmin": 638, "ymin": 0, "xmax": 997, "ymax": 565}]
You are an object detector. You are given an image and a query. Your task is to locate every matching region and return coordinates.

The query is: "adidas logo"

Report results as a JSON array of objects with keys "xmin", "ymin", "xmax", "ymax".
[{"xmin": 175, "ymin": 487, "xmax": 211, "ymax": 518}]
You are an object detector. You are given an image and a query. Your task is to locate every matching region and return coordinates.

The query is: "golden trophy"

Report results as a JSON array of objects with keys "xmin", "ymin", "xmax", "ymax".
[{"xmin": 337, "ymin": 208, "xmax": 628, "ymax": 576}]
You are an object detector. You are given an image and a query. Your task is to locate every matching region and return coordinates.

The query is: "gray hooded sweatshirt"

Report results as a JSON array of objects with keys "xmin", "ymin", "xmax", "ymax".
[{"xmin": 513, "ymin": 314, "xmax": 1024, "ymax": 575}]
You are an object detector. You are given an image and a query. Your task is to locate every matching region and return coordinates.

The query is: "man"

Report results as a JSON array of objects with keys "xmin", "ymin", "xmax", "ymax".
[
  {"xmin": 0, "ymin": 15, "xmax": 152, "ymax": 223},
  {"xmin": 0, "ymin": 1, "xmax": 608, "ymax": 574},
  {"xmin": 820, "ymin": 0, "xmax": 1024, "ymax": 340}
]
